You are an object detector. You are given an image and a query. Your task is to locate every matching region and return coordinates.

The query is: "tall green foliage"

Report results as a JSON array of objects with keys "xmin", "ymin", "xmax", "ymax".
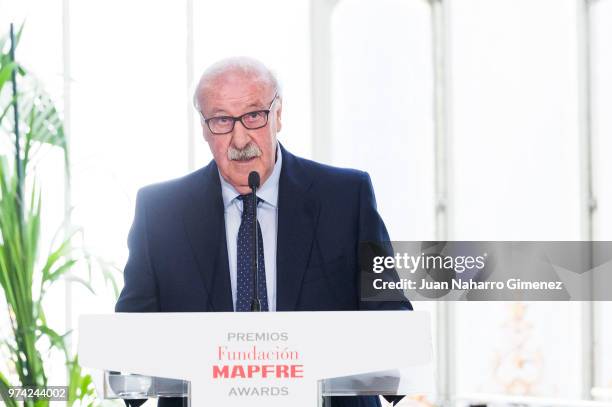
[{"xmin": 0, "ymin": 25, "xmax": 98, "ymax": 407}]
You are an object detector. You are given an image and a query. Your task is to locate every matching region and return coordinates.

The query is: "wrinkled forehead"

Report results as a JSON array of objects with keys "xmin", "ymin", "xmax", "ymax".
[{"xmin": 198, "ymin": 70, "xmax": 275, "ymax": 112}]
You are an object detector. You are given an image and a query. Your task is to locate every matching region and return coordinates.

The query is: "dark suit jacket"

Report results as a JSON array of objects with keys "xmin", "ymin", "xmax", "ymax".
[{"xmin": 116, "ymin": 144, "xmax": 411, "ymax": 406}]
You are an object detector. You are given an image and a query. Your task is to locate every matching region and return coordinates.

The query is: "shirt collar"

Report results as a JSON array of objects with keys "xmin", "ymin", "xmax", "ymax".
[{"xmin": 219, "ymin": 142, "xmax": 282, "ymax": 209}]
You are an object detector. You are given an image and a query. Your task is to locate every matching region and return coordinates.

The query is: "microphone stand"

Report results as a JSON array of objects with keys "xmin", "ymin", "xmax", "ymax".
[{"xmin": 248, "ymin": 172, "xmax": 262, "ymax": 311}]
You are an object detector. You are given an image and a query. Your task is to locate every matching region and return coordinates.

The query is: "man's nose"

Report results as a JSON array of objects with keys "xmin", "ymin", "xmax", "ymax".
[{"xmin": 230, "ymin": 120, "xmax": 251, "ymax": 149}]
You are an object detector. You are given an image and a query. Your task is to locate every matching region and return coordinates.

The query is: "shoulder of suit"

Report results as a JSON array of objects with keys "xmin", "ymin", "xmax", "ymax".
[
  {"xmin": 134, "ymin": 163, "xmax": 211, "ymax": 204},
  {"xmin": 289, "ymin": 153, "xmax": 369, "ymax": 187}
]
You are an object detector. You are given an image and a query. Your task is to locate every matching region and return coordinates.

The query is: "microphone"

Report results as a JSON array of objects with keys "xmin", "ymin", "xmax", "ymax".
[
  {"xmin": 248, "ymin": 171, "xmax": 260, "ymax": 190},
  {"xmin": 248, "ymin": 171, "xmax": 262, "ymax": 312}
]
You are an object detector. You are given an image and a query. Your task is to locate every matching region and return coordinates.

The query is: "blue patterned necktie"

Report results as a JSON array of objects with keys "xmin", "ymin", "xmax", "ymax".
[{"xmin": 235, "ymin": 194, "xmax": 269, "ymax": 311}]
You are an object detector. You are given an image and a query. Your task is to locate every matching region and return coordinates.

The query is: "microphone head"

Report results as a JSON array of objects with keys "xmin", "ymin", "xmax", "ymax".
[{"xmin": 248, "ymin": 171, "xmax": 260, "ymax": 190}]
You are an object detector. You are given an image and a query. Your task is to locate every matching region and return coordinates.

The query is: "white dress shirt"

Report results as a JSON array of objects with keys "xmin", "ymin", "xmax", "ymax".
[{"xmin": 219, "ymin": 143, "xmax": 281, "ymax": 311}]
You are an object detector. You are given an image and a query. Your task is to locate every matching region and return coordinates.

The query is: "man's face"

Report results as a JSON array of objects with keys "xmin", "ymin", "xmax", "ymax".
[{"xmin": 198, "ymin": 72, "xmax": 282, "ymax": 194}]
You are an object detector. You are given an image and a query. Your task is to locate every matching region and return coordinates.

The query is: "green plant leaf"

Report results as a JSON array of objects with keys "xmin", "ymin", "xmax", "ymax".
[
  {"xmin": 41, "ymin": 237, "xmax": 73, "ymax": 283},
  {"xmin": 44, "ymin": 259, "xmax": 77, "ymax": 286},
  {"xmin": 66, "ymin": 356, "xmax": 98, "ymax": 406},
  {"xmin": 65, "ymin": 275, "xmax": 96, "ymax": 295},
  {"xmin": 0, "ymin": 61, "xmax": 17, "ymax": 94},
  {"xmin": 37, "ymin": 325, "xmax": 69, "ymax": 354},
  {"xmin": 21, "ymin": 86, "xmax": 66, "ymax": 149},
  {"xmin": 0, "ymin": 371, "xmax": 18, "ymax": 407}
]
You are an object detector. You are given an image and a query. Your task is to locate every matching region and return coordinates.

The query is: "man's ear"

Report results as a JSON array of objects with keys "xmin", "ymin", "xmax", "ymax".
[
  {"xmin": 274, "ymin": 101, "xmax": 282, "ymax": 132},
  {"xmin": 202, "ymin": 126, "xmax": 212, "ymax": 143}
]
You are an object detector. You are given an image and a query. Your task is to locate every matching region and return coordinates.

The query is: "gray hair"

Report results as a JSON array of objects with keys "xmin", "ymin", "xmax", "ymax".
[{"xmin": 193, "ymin": 56, "xmax": 282, "ymax": 111}]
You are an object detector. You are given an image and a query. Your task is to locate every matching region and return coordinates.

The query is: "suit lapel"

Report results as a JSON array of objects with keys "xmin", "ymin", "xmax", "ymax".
[
  {"xmin": 276, "ymin": 145, "xmax": 319, "ymax": 311},
  {"xmin": 182, "ymin": 162, "xmax": 233, "ymax": 312}
]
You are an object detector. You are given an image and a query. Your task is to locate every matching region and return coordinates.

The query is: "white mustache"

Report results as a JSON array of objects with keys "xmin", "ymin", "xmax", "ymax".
[{"xmin": 228, "ymin": 143, "xmax": 262, "ymax": 161}]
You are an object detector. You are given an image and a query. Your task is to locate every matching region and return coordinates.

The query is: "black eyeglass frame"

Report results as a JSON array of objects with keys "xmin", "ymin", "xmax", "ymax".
[{"xmin": 200, "ymin": 92, "xmax": 279, "ymax": 135}]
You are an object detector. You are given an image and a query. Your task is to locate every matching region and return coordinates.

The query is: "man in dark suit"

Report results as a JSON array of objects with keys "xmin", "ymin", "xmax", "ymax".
[{"xmin": 116, "ymin": 57, "xmax": 411, "ymax": 407}]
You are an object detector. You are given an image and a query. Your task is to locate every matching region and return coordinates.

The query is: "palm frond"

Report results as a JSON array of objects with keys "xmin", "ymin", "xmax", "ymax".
[{"xmin": 0, "ymin": 370, "xmax": 18, "ymax": 407}]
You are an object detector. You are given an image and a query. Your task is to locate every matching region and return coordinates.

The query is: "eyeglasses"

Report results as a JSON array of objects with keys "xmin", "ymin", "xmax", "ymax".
[{"xmin": 200, "ymin": 93, "xmax": 278, "ymax": 135}]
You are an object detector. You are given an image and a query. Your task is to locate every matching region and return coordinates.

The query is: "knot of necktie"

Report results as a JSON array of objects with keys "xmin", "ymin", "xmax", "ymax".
[{"xmin": 237, "ymin": 194, "xmax": 263, "ymax": 218}]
